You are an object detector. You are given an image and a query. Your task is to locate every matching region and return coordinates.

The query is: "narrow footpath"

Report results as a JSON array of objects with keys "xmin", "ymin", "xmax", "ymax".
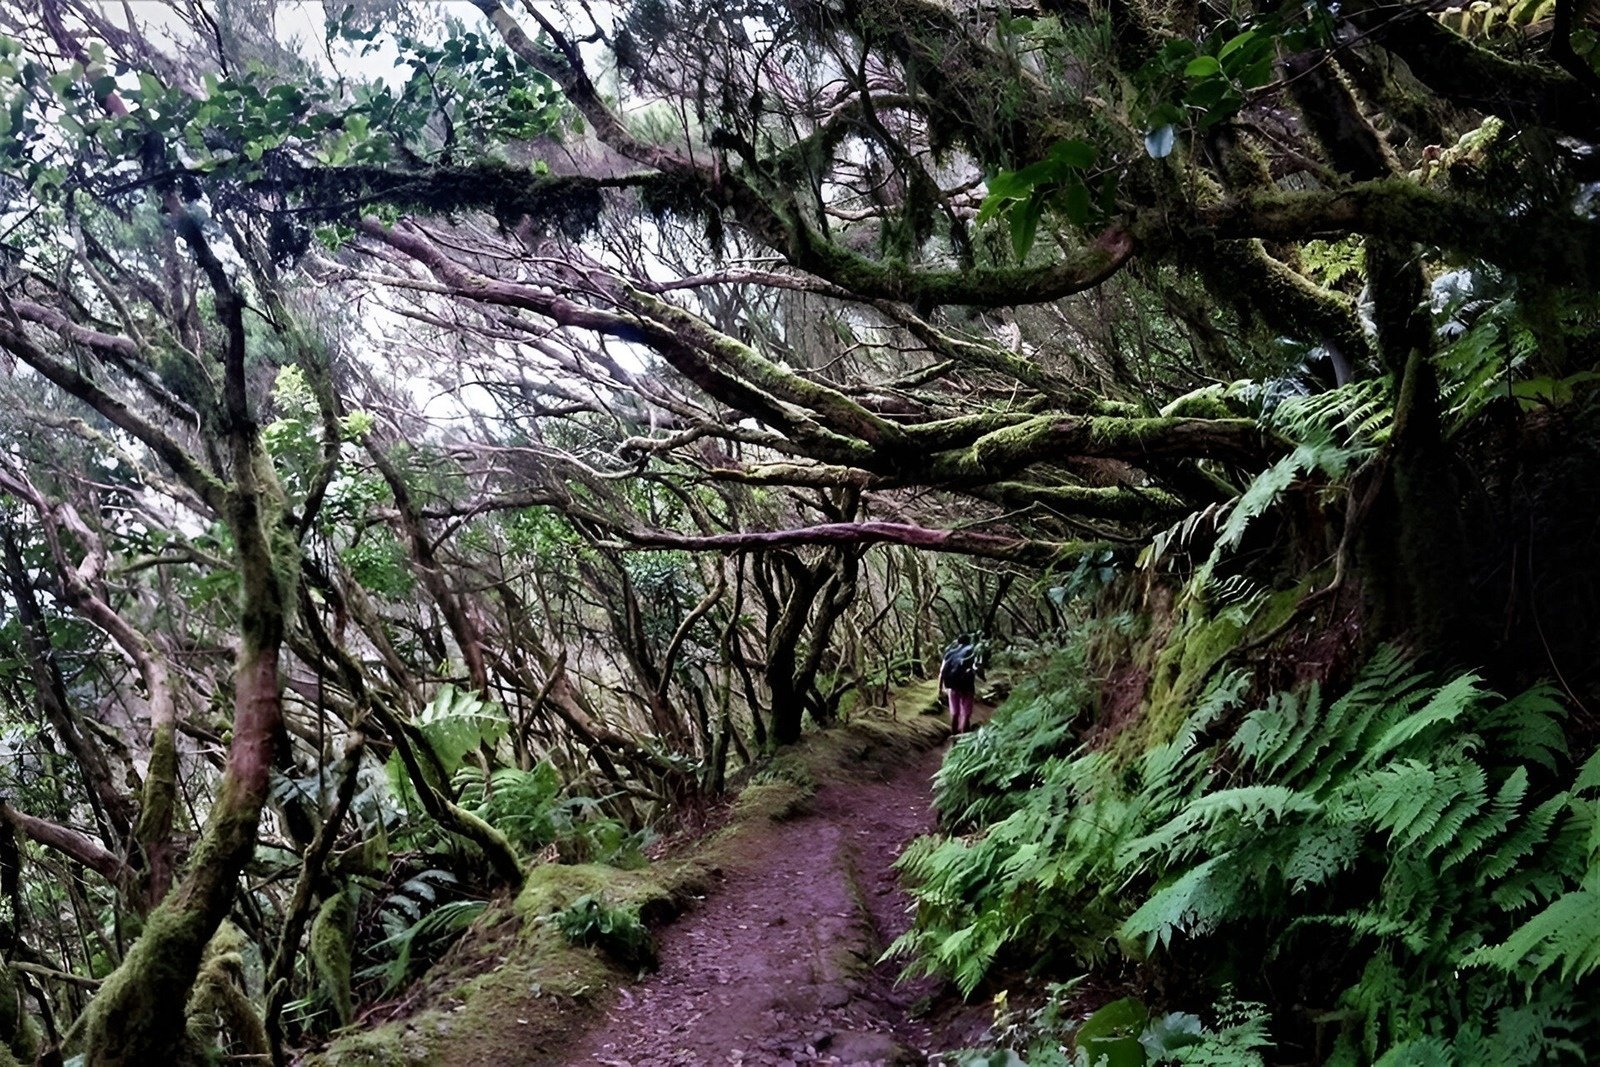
[{"xmin": 559, "ymin": 739, "xmax": 951, "ymax": 1066}]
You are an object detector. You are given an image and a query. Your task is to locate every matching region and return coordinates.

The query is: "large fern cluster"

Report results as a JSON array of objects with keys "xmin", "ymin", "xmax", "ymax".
[
  {"xmin": 898, "ymin": 648, "xmax": 1600, "ymax": 1062},
  {"xmin": 933, "ymin": 637, "xmax": 1098, "ymax": 829},
  {"xmin": 1127, "ymin": 648, "xmax": 1600, "ymax": 1062},
  {"xmin": 890, "ymin": 656, "xmax": 1249, "ymax": 995}
]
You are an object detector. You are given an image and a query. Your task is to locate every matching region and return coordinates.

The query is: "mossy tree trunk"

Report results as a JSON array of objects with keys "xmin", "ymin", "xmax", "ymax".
[
  {"xmin": 1283, "ymin": 47, "xmax": 1488, "ymax": 662},
  {"xmin": 35, "ymin": 205, "xmax": 301, "ymax": 1064}
]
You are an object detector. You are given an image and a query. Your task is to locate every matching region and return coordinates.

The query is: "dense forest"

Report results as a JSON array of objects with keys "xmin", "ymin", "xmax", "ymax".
[{"xmin": 0, "ymin": 0, "xmax": 1597, "ymax": 1063}]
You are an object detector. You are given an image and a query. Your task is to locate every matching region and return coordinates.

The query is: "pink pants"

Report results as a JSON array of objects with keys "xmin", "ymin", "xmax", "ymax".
[{"xmin": 947, "ymin": 687, "xmax": 974, "ymax": 734}]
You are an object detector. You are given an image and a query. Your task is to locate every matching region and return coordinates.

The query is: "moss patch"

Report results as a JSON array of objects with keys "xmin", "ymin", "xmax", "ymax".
[{"xmin": 1123, "ymin": 579, "xmax": 1314, "ymax": 757}]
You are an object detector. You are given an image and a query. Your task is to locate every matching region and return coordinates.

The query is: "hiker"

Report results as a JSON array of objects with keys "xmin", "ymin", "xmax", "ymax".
[{"xmin": 939, "ymin": 634, "xmax": 981, "ymax": 735}]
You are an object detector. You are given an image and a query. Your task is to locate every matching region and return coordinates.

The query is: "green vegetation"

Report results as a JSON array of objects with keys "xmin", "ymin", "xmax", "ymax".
[
  {"xmin": 0, "ymin": 0, "xmax": 1597, "ymax": 1061},
  {"xmin": 900, "ymin": 628, "xmax": 1600, "ymax": 1062},
  {"xmin": 550, "ymin": 895, "xmax": 656, "ymax": 971}
]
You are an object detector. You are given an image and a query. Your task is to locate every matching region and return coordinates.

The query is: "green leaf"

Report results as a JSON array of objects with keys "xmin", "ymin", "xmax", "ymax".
[
  {"xmin": 1184, "ymin": 77, "xmax": 1231, "ymax": 111},
  {"xmin": 1219, "ymin": 31, "xmax": 1261, "ymax": 60},
  {"xmin": 1077, "ymin": 998, "xmax": 1151, "ymax": 1067},
  {"xmin": 1079, "ymin": 998, "xmax": 1150, "ymax": 1043},
  {"xmin": 1236, "ymin": 56, "xmax": 1276, "ymax": 89},
  {"xmin": 1012, "ymin": 157, "xmax": 1067, "ymax": 189},
  {"xmin": 1048, "ymin": 138, "xmax": 1097, "ymax": 168},
  {"xmin": 1184, "ymin": 55, "xmax": 1223, "ymax": 78},
  {"xmin": 1062, "ymin": 179, "xmax": 1091, "ymax": 225},
  {"xmin": 1010, "ymin": 193, "xmax": 1043, "ymax": 260},
  {"xmin": 1141, "ymin": 1011, "xmax": 1204, "ymax": 1057}
]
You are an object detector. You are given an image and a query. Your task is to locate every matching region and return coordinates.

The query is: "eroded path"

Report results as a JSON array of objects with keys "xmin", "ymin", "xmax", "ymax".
[{"xmin": 560, "ymin": 738, "xmax": 948, "ymax": 1066}]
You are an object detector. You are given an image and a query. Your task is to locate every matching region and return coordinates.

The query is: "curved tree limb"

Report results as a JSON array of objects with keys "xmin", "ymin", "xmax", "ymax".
[{"xmin": 607, "ymin": 520, "xmax": 1107, "ymax": 566}]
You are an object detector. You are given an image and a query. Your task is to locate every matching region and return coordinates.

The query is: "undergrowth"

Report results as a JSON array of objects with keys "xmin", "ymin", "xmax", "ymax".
[
  {"xmin": 550, "ymin": 893, "xmax": 657, "ymax": 972},
  {"xmin": 897, "ymin": 642, "xmax": 1600, "ymax": 1063}
]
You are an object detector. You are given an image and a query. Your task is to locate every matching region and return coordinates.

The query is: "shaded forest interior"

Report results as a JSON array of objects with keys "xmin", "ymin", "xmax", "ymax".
[{"xmin": 1, "ymin": 0, "xmax": 1600, "ymax": 1063}]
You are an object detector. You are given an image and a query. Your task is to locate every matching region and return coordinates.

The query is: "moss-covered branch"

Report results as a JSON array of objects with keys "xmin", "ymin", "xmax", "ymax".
[
  {"xmin": 1198, "ymin": 181, "xmax": 1600, "ymax": 290},
  {"xmin": 788, "ymin": 223, "xmax": 1137, "ymax": 308},
  {"xmin": 925, "ymin": 414, "xmax": 1278, "ymax": 482},
  {"xmin": 611, "ymin": 520, "xmax": 1106, "ymax": 567},
  {"xmin": 987, "ymin": 481, "xmax": 1188, "ymax": 522},
  {"xmin": 1343, "ymin": 0, "xmax": 1599, "ymax": 140}
]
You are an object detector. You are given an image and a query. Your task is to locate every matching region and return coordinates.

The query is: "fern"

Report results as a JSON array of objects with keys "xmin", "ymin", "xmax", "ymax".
[
  {"xmin": 1468, "ymin": 890, "xmax": 1600, "ymax": 982},
  {"xmin": 895, "ymin": 662, "xmax": 1246, "ymax": 994},
  {"xmin": 1435, "ymin": 0, "xmax": 1560, "ymax": 38},
  {"xmin": 1266, "ymin": 377, "xmax": 1392, "ymax": 452},
  {"xmin": 901, "ymin": 641, "xmax": 1600, "ymax": 1062},
  {"xmin": 453, "ymin": 763, "xmax": 562, "ymax": 853},
  {"xmin": 1123, "ymin": 854, "xmax": 1237, "ymax": 950},
  {"xmin": 1299, "ymin": 237, "xmax": 1366, "ymax": 288},
  {"xmin": 551, "ymin": 894, "xmax": 657, "ymax": 970},
  {"xmin": 358, "ymin": 874, "xmax": 487, "ymax": 995}
]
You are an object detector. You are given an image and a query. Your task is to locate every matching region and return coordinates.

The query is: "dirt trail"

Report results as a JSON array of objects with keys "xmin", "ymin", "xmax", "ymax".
[{"xmin": 559, "ymin": 740, "xmax": 950, "ymax": 1066}]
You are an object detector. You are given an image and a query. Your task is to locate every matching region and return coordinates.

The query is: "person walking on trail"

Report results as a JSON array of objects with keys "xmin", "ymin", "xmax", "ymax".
[{"xmin": 939, "ymin": 634, "xmax": 981, "ymax": 735}]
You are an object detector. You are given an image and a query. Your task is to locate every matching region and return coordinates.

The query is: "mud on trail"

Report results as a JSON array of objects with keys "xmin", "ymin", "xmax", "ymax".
[{"xmin": 560, "ymin": 740, "xmax": 951, "ymax": 1067}]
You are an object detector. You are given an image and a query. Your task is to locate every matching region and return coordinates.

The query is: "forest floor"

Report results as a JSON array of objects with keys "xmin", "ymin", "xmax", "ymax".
[{"xmin": 554, "ymin": 700, "xmax": 990, "ymax": 1066}]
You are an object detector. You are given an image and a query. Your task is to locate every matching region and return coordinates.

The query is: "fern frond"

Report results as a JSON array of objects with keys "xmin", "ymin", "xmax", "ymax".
[
  {"xmin": 1122, "ymin": 787, "xmax": 1319, "ymax": 865},
  {"xmin": 1346, "ymin": 760, "xmax": 1486, "ymax": 853},
  {"xmin": 1440, "ymin": 766, "xmax": 1529, "ymax": 869},
  {"xmin": 1478, "ymin": 794, "xmax": 1569, "ymax": 882},
  {"xmin": 1482, "ymin": 684, "xmax": 1569, "ymax": 772},
  {"xmin": 1573, "ymin": 751, "xmax": 1600, "ymax": 794},
  {"xmin": 1466, "ymin": 890, "xmax": 1600, "ymax": 982},
  {"xmin": 1122, "ymin": 854, "xmax": 1233, "ymax": 949},
  {"xmin": 1280, "ymin": 823, "xmax": 1364, "ymax": 891},
  {"xmin": 1237, "ymin": 686, "xmax": 1327, "ymax": 784},
  {"xmin": 1267, "ymin": 376, "xmax": 1392, "ymax": 449},
  {"xmin": 1373, "ymin": 1036, "xmax": 1453, "ymax": 1067},
  {"xmin": 1364, "ymin": 673, "xmax": 1486, "ymax": 764}
]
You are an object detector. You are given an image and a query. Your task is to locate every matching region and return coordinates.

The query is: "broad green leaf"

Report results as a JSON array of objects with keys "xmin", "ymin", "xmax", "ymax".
[
  {"xmin": 1078, "ymin": 997, "xmax": 1150, "ymax": 1044},
  {"xmin": 1011, "ymin": 193, "xmax": 1043, "ymax": 260},
  {"xmin": 1062, "ymin": 179, "xmax": 1091, "ymax": 225},
  {"xmin": 1048, "ymin": 138, "xmax": 1097, "ymax": 167},
  {"xmin": 1219, "ymin": 31, "xmax": 1261, "ymax": 60}
]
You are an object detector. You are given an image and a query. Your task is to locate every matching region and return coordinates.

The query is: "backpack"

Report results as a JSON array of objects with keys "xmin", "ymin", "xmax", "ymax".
[{"xmin": 942, "ymin": 641, "xmax": 977, "ymax": 689}]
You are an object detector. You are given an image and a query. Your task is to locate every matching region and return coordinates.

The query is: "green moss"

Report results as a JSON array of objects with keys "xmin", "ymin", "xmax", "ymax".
[
  {"xmin": 1132, "ymin": 580, "xmax": 1313, "ymax": 756},
  {"xmin": 135, "ymin": 721, "xmax": 180, "ymax": 854},
  {"xmin": 311, "ymin": 889, "xmax": 355, "ymax": 1027},
  {"xmin": 78, "ymin": 889, "xmax": 216, "ymax": 1065},
  {"xmin": 885, "ymin": 677, "xmax": 943, "ymax": 717},
  {"xmin": 295, "ymin": 162, "xmax": 611, "ymax": 239},
  {"xmin": 311, "ymin": 863, "xmax": 695, "ymax": 1066},
  {"xmin": 0, "ymin": 960, "xmax": 40, "ymax": 1065},
  {"xmin": 732, "ymin": 780, "xmax": 813, "ymax": 822},
  {"xmin": 185, "ymin": 922, "xmax": 271, "ymax": 1061},
  {"xmin": 1160, "ymin": 385, "xmax": 1241, "ymax": 421}
]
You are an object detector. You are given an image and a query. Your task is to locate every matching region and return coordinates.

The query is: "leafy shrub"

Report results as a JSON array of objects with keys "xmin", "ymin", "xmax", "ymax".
[
  {"xmin": 934, "ymin": 639, "xmax": 1098, "ymax": 829},
  {"xmin": 550, "ymin": 894, "xmax": 656, "ymax": 971},
  {"xmin": 454, "ymin": 763, "xmax": 563, "ymax": 853},
  {"xmin": 356, "ymin": 869, "xmax": 488, "ymax": 995},
  {"xmin": 892, "ymin": 671, "xmax": 1247, "ymax": 994}
]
